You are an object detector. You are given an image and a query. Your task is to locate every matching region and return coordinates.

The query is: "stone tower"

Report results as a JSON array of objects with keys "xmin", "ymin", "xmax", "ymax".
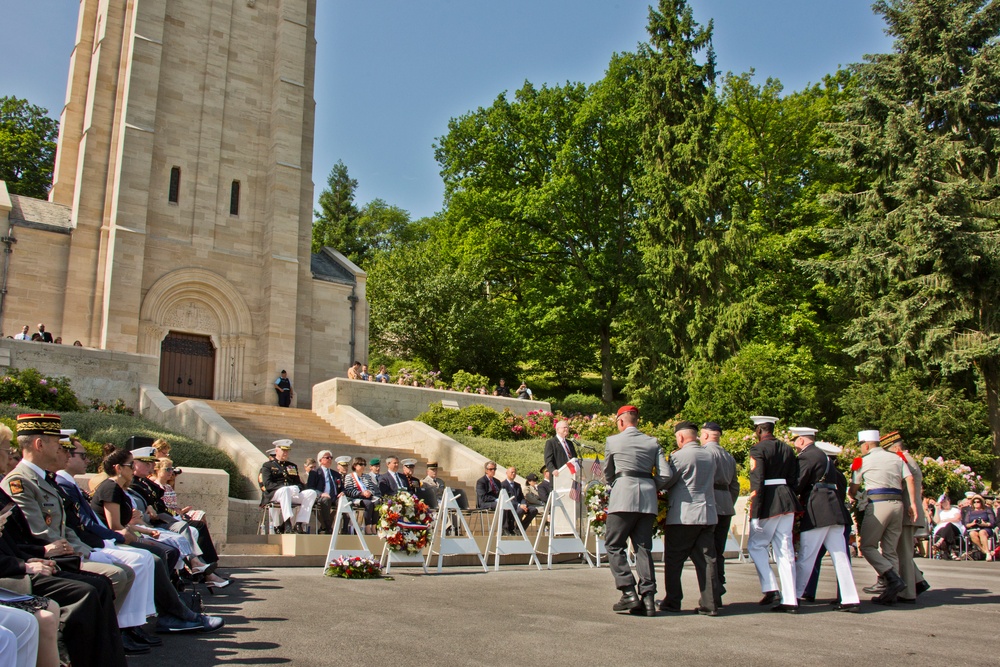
[{"xmin": 15, "ymin": 0, "xmax": 367, "ymax": 404}]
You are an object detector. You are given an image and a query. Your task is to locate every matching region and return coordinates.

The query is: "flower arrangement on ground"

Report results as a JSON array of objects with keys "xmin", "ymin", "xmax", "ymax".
[
  {"xmin": 376, "ymin": 491, "xmax": 433, "ymax": 554},
  {"xmin": 586, "ymin": 482, "xmax": 609, "ymax": 538},
  {"xmin": 324, "ymin": 555, "xmax": 382, "ymax": 579}
]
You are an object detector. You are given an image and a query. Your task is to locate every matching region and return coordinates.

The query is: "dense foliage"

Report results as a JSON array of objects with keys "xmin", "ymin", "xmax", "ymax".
[{"xmin": 0, "ymin": 96, "xmax": 58, "ymax": 199}]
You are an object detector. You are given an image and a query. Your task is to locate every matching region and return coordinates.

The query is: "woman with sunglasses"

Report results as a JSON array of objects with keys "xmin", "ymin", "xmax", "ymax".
[{"xmin": 964, "ymin": 494, "xmax": 995, "ymax": 561}]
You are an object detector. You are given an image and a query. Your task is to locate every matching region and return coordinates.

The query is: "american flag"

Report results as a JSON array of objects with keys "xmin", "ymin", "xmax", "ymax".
[
  {"xmin": 569, "ymin": 479, "xmax": 581, "ymax": 501},
  {"xmin": 591, "ymin": 457, "xmax": 604, "ymax": 481}
]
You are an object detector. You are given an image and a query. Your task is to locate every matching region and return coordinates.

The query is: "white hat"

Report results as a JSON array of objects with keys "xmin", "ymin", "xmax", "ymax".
[
  {"xmin": 858, "ymin": 430, "xmax": 880, "ymax": 443},
  {"xmin": 130, "ymin": 446, "xmax": 158, "ymax": 462},
  {"xmin": 401, "ymin": 458, "xmax": 417, "ymax": 467},
  {"xmin": 789, "ymin": 427, "xmax": 818, "ymax": 438},
  {"xmin": 750, "ymin": 415, "xmax": 779, "ymax": 426},
  {"xmin": 59, "ymin": 428, "xmax": 77, "ymax": 444},
  {"xmin": 815, "ymin": 441, "xmax": 842, "ymax": 456},
  {"xmin": 272, "ymin": 439, "xmax": 292, "ymax": 450},
  {"xmin": 335, "ymin": 455, "xmax": 351, "ymax": 465},
  {"xmin": 265, "ymin": 448, "xmax": 276, "ymax": 456}
]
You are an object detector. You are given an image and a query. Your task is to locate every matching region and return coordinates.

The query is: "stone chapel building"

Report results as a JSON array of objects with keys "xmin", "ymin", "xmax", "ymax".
[{"xmin": 0, "ymin": 0, "xmax": 367, "ymax": 406}]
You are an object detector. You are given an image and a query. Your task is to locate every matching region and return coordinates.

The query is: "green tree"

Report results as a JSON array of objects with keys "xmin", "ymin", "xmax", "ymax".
[
  {"xmin": 821, "ymin": 0, "xmax": 1000, "ymax": 480},
  {"xmin": 625, "ymin": 0, "xmax": 723, "ymax": 421},
  {"xmin": 435, "ymin": 54, "xmax": 644, "ymax": 401},
  {"xmin": 0, "ymin": 97, "xmax": 58, "ymax": 199},
  {"xmin": 312, "ymin": 160, "xmax": 359, "ymax": 254}
]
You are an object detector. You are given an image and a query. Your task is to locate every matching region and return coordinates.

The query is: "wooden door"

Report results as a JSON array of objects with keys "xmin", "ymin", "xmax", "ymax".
[{"xmin": 158, "ymin": 332, "xmax": 215, "ymax": 398}]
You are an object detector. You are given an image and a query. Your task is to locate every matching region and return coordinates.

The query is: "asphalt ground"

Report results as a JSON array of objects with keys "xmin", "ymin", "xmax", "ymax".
[{"xmin": 129, "ymin": 557, "xmax": 999, "ymax": 667}]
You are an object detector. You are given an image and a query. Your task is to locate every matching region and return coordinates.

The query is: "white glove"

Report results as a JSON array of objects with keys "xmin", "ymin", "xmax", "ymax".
[{"xmin": 751, "ymin": 518, "xmax": 761, "ymax": 531}]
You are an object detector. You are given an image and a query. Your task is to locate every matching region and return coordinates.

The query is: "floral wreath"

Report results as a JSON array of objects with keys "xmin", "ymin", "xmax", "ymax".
[
  {"xmin": 587, "ymin": 483, "xmax": 670, "ymax": 539},
  {"xmin": 325, "ymin": 555, "xmax": 382, "ymax": 579},
  {"xmin": 376, "ymin": 491, "xmax": 433, "ymax": 554}
]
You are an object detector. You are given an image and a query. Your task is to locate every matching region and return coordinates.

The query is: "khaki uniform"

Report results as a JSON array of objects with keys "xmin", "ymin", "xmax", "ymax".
[
  {"xmin": 896, "ymin": 450, "xmax": 926, "ymax": 599},
  {"xmin": 853, "ymin": 447, "xmax": 911, "ymax": 576}
]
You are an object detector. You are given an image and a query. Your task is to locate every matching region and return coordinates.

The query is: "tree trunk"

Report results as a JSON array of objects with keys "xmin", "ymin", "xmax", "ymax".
[
  {"xmin": 600, "ymin": 324, "xmax": 614, "ymax": 404},
  {"xmin": 982, "ymin": 358, "xmax": 1000, "ymax": 486}
]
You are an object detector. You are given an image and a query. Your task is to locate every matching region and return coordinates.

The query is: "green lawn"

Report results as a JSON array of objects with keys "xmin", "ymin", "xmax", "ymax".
[{"xmin": 451, "ymin": 432, "xmax": 605, "ymax": 476}]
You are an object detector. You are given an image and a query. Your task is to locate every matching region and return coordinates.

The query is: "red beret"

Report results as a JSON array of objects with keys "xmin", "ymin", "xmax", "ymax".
[{"xmin": 616, "ymin": 405, "xmax": 638, "ymax": 418}]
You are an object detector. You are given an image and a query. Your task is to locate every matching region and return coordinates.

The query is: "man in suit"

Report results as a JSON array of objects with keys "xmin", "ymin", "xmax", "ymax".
[
  {"xmin": 660, "ymin": 421, "xmax": 719, "ymax": 615},
  {"xmin": 537, "ymin": 467, "xmax": 553, "ymax": 506},
  {"xmin": 544, "ymin": 420, "xmax": 579, "ymax": 476},
  {"xmin": 306, "ymin": 450, "xmax": 343, "ymax": 534},
  {"xmin": 791, "ymin": 428, "xmax": 860, "ymax": 612},
  {"xmin": 379, "ymin": 456, "xmax": 413, "ymax": 496},
  {"xmin": 747, "ymin": 416, "xmax": 801, "ymax": 613},
  {"xmin": 604, "ymin": 405, "xmax": 672, "ymax": 617},
  {"xmin": 475, "ymin": 461, "xmax": 501, "ymax": 509},
  {"xmin": 700, "ymin": 421, "xmax": 739, "ymax": 606},
  {"xmin": 36, "ymin": 323, "xmax": 53, "ymax": 343},
  {"xmin": 501, "ymin": 466, "xmax": 537, "ymax": 534}
]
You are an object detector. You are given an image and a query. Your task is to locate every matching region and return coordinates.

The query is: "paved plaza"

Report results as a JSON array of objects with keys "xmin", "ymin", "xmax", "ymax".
[{"xmin": 131, "ymin": 558, "xmax": 998, "ymax": 667}]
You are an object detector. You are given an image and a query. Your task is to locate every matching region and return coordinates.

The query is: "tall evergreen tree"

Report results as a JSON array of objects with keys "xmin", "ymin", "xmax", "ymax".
[
  {"xmin": 312, "ymin": 160, "xmax": 360, "ymax": 254},
  {"xmin": 822, "ymin": 0, "xmax": 1000, "ymax": 479},
  {"xmin": 626, "ymin": 0, "xmax": 724, "ymax": 420}
]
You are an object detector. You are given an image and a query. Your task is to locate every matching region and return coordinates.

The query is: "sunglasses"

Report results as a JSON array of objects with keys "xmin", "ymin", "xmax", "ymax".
[
  {"xmin": 69, "ymin": 451, "xmax": 88, "ymax": 459},
  {"xmin": 486, "ymin": 467, "xmax": 497, "ymax": 471},
  {"xmin": 119, "ymin": 462, "xmax": 134, "ymax": 469}
]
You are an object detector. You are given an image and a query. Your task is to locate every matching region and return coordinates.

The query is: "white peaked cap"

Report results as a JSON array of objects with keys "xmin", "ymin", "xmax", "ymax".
[
  {"xmin": 789, "ymin": 427, "xmax": 818, "ymax": 437},
  {"xmin": 857, "ymin": 430, "xmax": 880, "ymax": 442},
  {"xmin": 272, "ymin": 439, "xmax": 293, "ymax": 449},
  {"xmin": 815, "ymin": 441, "xmax": 842, "ymax": 456},
  {"xmin": 750, "ymin": 415, "xmax": 779, "ymax": 426}
]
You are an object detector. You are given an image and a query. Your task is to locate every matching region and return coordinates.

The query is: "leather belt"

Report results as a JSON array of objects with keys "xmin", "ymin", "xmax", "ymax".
[
  {"xmin": 867, "ymin": 487, "xmax": 902, "ymax": 495},
  {"xmin": 619, "ymin": 471, "xmax": 653, "ymax": 479},
  {"xmin": 813, "ymin": 483, "xmax": 838, "ymax": 490},
  {"xmin": 763, "ymin": 479, "xmax": 786, "ymax": 486}
]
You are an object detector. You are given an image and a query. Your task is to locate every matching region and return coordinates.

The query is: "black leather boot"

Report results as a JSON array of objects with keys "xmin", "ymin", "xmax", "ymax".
[
  {"xmin": 872, "ymin": 569, "xmax": 905, "ymax": 605},
  {"xmin": 613, "ymin": 587, "xmax": 641, "ymax": 612}
]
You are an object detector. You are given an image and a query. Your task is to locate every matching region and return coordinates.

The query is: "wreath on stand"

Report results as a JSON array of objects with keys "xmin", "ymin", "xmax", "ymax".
[
  {"xmin": 376, "ymin": 491, "xmax": 433, "ymax": 555},
  {"xmin": 587, "ymin": 483, "xmax": 671, "ymax": 539}
]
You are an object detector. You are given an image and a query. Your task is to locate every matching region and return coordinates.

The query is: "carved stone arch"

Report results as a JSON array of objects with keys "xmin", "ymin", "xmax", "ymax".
[{"xmin": 139, "ymin": 269, "xmax": 254, "ymax": 400}]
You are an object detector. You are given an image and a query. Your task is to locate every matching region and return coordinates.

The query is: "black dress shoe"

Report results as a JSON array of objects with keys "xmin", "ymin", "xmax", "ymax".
[
  {"xmin": 121, "ymin": 631, "xmax": 151, "ymax": 655},
  {"xmin": 613, "ymin": 589, "xmax": 641, "ymax": 612},
  {"xmin": 834, "ymin": 603, "xmax": 860, "ymax": 613},
  {"xmin": 695, "ymin": 606, "xmax": 718, "ymax": 617},
  {"xmin": 770, "ymin": 604, "xmax": 798, "ymax": 614},
  {"xmin": 896, "ymin": 597, "xmax": 916, "ymax": 604},
  {"xmin": 127, "ymin": 626, "xmax": 163, "ymax": 647},
  {"xmin": 758, "ymin": 591, "xmax": 778, "ymax": 605},
  {"xmin": 915, "ymin": 580, "xmax": 930, "ymax": 596},
  {"xmin": 863, "ymin": 578, "xmax": 885, "ymax": 594},
  {"xmin": 798, "ymin": 595, "xmax": 815, "ymax": 603},
  {"xmin": 640, "ymin": 593, "xmax": 657, "ymax": 617},
  {"xmin": 655, "ymin": 598, "xmax": 683, "ymax": 613}
]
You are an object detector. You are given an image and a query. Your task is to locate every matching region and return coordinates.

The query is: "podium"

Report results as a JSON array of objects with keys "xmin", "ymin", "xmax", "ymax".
[
  {"xmin": 551, "ymin": 459, "xmax": 582, "ymax": 536},
  {"xmin": 533, "ymin": 487, "xmax": 593, "ymax": 568}
]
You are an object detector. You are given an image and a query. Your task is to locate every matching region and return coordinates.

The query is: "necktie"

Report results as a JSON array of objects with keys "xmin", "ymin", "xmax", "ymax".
[
  {"xmin": 561, "ymin": 438, "xmax": 572, "ymax": 460},
  {"xmin": 489, "ymin": 477, "xmax": 497, "ymax": 493},
  {"xmin": 45, "ymin": 471, "xmax": 58, "ymax": 487},
  {"xmin": 396, "ymin": 473, "xmax": 404, "ymax": 489},
  {"xmin": 324, "ymin": 469, "xmax": 332, "ymax": 494}
]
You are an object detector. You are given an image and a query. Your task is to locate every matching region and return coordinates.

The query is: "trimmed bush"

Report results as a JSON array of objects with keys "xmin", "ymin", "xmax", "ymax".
[{"xmin": 0, "ymin": 406, "xmax": 251, "ymax": 499}]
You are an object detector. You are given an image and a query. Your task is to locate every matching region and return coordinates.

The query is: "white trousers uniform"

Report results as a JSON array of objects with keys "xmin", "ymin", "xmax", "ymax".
[
  {"xmin": 748, "ymin": 512, "xmax": 797, "ymax": 605},
  {"xmin": 0, "ymin": 607, "xmax": 37, "ymax": 667},
  {"xmin": 270, "ymin": 486, "xmax": 318, "ymax": 527},
  {"xmin": 795, "ymin": 525, "xmax": 860, "ymax": 604},
  {"xmin": 88, "ymin": 543, "xmax": 157, "ymax": 627}
]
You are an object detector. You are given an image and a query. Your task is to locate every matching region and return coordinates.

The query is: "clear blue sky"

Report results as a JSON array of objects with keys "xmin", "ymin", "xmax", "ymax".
[{"xmin": 1, "ymin": 1, "xmax": 892, "ymax": 221}]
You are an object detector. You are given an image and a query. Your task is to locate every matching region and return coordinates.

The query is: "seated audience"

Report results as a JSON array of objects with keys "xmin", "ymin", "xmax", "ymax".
[
  {"xmin": 524, "ymin": 473, "xmax": 545, "ymax": 509},
  {"xmin": 258, "ymin": 440, "xmax": 317, "ymax": 534},
  {"xmin": 344, "ymin": 457, "xmax": 379, "ymax": 535},
  {"xmin": 500, "ymin": 466, "xmax": 538, "ymax": 534},
  {"xmin": 932, "ymin": 495, "xmax": 964, "ymax": 558},
  {"xmin": 306, "ymin": 450, "xmax": 343, "ymax": 535},
  {"xmin": 476, "ymin": 461, "xmax": 501, "ymax": 510}
]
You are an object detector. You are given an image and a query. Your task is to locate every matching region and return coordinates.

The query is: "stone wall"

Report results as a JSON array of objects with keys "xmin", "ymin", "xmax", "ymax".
[
  {"xmin": 312, "ymin": 377, "xmax": 550, "ymax": 426},
  {"xmin": 76, "ymin": 467, "xmax": 230, "ymax": 549},
  {"xmin": 0, "ymin": 339, "xmax": 158, "ymax": 410}
]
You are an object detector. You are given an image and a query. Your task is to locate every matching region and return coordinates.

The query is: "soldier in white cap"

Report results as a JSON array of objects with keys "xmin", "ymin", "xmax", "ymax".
[
  {"xmin": 791, "ymin": 430, "xmax": 860, "ymax": 612},
  {"xmin": 258, "ymin": 440, "xmax": 317, "ymax": 533},
  {"xmin": 746, "ymin": 416, "xmax": 800, "ymax": 613},
  {"xmin": 849, "ymin": 429, "xmax": 918, "ymax": 604}
]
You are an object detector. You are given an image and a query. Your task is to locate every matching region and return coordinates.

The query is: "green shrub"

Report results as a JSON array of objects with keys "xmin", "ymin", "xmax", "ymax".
[
  {"xmin": 919, "ymin": 456, "xmax": 986, "ymax": 500},
  {"xmin": 553, "ymin": 392, "xmax": 608, "ymax": 416},
  {"xmin": 0, "ymin": 368, "xmax": 81, "ymax": 412},
  {"xmin": 0, "ymin": 406, "xmax": 251, "ymax": 498},
  {"xmin": 450, "ymin": 370, "xmax": 491, "ymax": 392},
  {"xmin": 416, "ymin": 403, "xmax": 526, "ymax": 440}
]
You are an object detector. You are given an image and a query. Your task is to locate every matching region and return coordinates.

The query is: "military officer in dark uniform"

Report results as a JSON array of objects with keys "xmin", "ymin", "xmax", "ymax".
[
  {"xmin": 746, "ymin": 416, "xmax": 801, "ymax": 613},
  {"xmin": 259, "ymin": 439, "xmax": 317, "ymax": 533},
  {"xmin": 791, "ymin": 428, "xmax": 859, "ymax": 611},
  {"xmin": 604, "ymin": 406, "xmax": 672, "ymax": 617}
]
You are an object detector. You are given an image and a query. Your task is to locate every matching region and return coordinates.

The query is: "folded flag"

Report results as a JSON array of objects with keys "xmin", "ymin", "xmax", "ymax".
[{"xmin": 565, "ymin": 459, "xmax": 579, "ymax": 475}]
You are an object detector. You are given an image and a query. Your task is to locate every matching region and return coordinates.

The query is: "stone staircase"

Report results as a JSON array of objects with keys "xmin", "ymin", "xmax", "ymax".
[{"xmin": 173, "ymin": 399, "xmax": 478, "ymax": 566}]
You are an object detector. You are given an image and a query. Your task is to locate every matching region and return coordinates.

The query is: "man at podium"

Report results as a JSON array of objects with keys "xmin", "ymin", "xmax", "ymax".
[{"xmin": 544, "ymin": 420, "xmax": 579, "ymax": 475}]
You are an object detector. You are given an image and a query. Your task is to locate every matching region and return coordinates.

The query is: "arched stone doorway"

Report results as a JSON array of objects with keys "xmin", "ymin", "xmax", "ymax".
[{"xmin": 139, "ymin": 269, "xmax": 254, "ymax": 401}]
